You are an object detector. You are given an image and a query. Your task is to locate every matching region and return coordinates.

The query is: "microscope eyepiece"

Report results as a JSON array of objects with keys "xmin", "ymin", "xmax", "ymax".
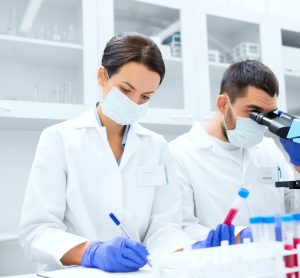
[{"xmin": 249, "ymin": 111, "xmax": 293, "ymax": 138}]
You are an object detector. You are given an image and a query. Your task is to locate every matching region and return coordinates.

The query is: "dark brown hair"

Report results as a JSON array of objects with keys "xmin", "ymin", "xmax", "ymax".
[
  {"xmin": 220, "ymin": 60, "xmax": 279, "ymax": 103},
  {"xmin": 102, "ymin": 32, "xmax": 165, "ymax": 84}
]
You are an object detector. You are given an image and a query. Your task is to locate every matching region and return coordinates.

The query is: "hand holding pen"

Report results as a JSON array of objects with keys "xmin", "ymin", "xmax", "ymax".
[
  {"xmin": 109, "ymin": 213, "xmax": 152, "ymax": 268},
  {"xmin": 80, "ymin": 213, "xmax": 149, "ymax": 272}
]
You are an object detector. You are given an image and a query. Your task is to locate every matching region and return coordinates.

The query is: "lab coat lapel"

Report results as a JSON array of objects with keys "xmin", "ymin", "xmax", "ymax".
[
  {"xmin": 119, "ymin": 124, "xmax": 141, "ymax": 170},
  {"xmin": 73, "ymin": 108, "xmax": 124, "ymax": 223},
  {"xmin": 95, "ymin": 126, "xmax": 124, "ymax": 222}
]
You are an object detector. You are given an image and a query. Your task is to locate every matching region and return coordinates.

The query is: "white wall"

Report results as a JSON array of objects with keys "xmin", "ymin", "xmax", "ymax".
[
  {"xmin": 0, "ymin": 129, "xmax": 40, "ymax": 234},
  {"xmin": 0, "ymin": 129, "xmax": 40, "ymax": 276}
]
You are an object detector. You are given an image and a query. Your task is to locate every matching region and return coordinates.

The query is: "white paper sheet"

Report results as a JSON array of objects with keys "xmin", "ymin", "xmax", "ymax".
[{"xmin": 37, "ymin": 266, "xmax": 153, "ymax": 278}]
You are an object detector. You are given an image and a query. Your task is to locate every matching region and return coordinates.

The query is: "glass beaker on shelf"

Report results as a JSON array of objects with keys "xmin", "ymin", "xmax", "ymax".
[
  {"xmin": 33, "ymin": 83, "xmax": 40, "ymax": 102},
  {"xmin": 170, "ymin": 33, "xmax": 181, "ymax": 58},
  {"xmin": 50, "ymin": 83, "xmax": 62, "ymax": 103},
  {"xmin": 62, "ymin": 80, "xmax": 73, "ymax": 103},
  {"xmin": 52, "ymin": 23, "xmax": 62, "ymax": 41},
  {"xmin": 63, "ymin": 23, "xmax": 76, "ymax": 43},
  {"xmin": 5, "ymin": 7, "xmax": 19, "ymax": 36}
]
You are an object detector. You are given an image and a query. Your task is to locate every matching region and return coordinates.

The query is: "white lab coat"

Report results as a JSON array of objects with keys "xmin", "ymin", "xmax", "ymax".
[
  {"xmin": 19, "ymin": 108, "xmax": 193, "ymax": 271},
  {"xmin": 169, "ymin": 123, "xmax": 297, "ymax": 241}
]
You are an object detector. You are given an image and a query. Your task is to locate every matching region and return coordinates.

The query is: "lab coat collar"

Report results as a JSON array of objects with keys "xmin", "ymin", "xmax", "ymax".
[
  {"xmin": 71, "ymin": 106, "xmax": 153, "ymax": 137},
  {"xmin": 189, "ymin": 122, "xmax": 260, "ymax": 155},
  {"xmin": 188, "ymin": 123, "xmax": 215, "ymax": 149}
]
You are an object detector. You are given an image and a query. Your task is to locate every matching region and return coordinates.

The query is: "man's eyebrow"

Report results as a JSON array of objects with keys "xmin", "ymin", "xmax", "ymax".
[
  {"xmin": 245, "ymin": 104, "xmax": 264, "ymax": 111},
  {"xmin": 246, "ymin": 104, "xmax": 278, "ymax": 112}
]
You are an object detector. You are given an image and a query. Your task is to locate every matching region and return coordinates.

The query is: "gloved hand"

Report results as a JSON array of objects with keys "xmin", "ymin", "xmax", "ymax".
[
  {"xmin": 81, "ymin": 237, "xmax": 148, "ymax": 272},
  {"xmin": 192, "ymin": 224, "xmax": 235, "ymax": 249},
  {"xmin": 280, "ymin": 138, "xmax": 300, "ymax": 166},
  {"xmin": 239, "ymin": 227, "xmax": 253, "ymax": 243}
]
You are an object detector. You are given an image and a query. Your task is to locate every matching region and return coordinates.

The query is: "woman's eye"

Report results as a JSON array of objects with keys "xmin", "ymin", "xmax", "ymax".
[
  {"xmin": 120, "ymin": 88, "xmax": 131, "ymax": 94},
  {"xmin": 142, "ymin": 95, "xmax": 150, "ymax": 100}
]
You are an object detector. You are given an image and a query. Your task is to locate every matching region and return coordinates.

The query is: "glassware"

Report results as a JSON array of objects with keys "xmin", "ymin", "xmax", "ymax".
[
  {"xmin": 33, "ymin": 83, "xmax": 40, "ymax": 102},
  {"xmin": 62, "ymin": 80, "xmax": 72, "ymax": 103},
  {"xmin": 52, "ymin": 23, "xmax": 62, "ymax": 41},
  {"xmin": 64, "ymin": 23, "xmax": 76, "ymax": 43},
  {"xmin": 5, "ymin": 7, "xmax": 19, "ymax": 36}
]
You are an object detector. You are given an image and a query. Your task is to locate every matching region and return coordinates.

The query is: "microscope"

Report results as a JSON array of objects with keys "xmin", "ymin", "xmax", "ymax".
[{"xmin": 250, "ymin": 110, "xmax": 300, "ymax": 189}]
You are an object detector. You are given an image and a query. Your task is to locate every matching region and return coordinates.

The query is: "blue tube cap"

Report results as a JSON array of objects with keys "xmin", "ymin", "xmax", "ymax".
[
  {"xmin": 293, "ymin": 213, "xmax": 300, "ymax": 221},
  {"xmin": 262, "ymin": 216, "xmax": 275, "ymax": 224},
  {"xmin": 238, "ymin": 188, "xmax": 250, "ymax": 199},
  {"xmin": 249, "ymin": 216, "xmax": 262, "ymax": 224},
  {"xmin": 280, "ymin": 214, "xmax": 294, "ymax": 222}
]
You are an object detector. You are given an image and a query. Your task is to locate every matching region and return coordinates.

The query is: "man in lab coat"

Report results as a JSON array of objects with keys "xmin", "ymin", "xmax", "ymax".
[{"xmin": 169, "ymin": 60, "xmax": 298, "ymax": 241}]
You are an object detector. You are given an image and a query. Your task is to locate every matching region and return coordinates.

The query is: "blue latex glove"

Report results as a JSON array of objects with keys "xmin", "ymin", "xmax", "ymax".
[
  {"xmin": 81, "ymin": 237, "xmax": 148, "ymax": 272},
  {"xmin": 192, "ymin": 224, "xmax": 235, "ymax": 249},
  {"xmin": 280, "ymin": 138, "xmax": 300, "ymax": 166},
  {"xmin": 239, "ymin": 227, "xmax": 253, "ymax": 243}
]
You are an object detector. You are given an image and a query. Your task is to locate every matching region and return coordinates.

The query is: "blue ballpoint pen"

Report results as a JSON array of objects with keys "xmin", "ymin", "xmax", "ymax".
[{"xmin": 109, "ymin": 212, "xmax": 152, "ymax": 268}]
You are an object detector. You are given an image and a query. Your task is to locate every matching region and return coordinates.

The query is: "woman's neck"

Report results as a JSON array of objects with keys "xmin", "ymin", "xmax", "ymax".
[{"xmin": 97, "ymin": 106, "xmax": 125, "ymax": 137}]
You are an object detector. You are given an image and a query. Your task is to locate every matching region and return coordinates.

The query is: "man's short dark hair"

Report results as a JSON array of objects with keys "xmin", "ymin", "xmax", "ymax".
[{"xmin": 220, "ymin": 60, "xmax": 279, "ymax": 103}]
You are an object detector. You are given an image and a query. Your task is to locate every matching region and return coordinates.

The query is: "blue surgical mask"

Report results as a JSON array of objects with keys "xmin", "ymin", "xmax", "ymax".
[
  {"xmin": 224, "ymin": 98, "xmax": 267, "ymax": 148},
  {"xmin": 100, "ymin": 72, "xmax": 149, "ymax": 125}
]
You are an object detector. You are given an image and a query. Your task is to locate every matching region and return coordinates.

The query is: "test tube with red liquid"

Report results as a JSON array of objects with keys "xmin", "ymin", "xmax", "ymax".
[
  {"xmin": 224, "ymin": 187, "xmax": 249, "ymax": 226},
  {"xmin": 281, "ymin": 215, "xmax": 296, "ymax": 278},
  {"xmin": 293, "ymin": 213, "xmax": 300, "ymax": 278}
]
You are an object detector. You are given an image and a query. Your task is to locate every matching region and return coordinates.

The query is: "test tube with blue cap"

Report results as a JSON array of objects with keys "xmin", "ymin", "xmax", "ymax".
[
  {"xmin": 249, "ymin": 216, "xmax": 263, "ymax": 242},
  {"xmin": 223, "ymin": 187, "xmax": 250, "ymax": 226},
  {"xmin": 262, "ymin": 216, "xmax": 275, "ymax": 241}
]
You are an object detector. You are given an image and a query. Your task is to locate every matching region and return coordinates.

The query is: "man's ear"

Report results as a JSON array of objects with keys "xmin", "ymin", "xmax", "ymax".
[
  {"xmin": 97, "ymin": 66, "xmax": 107, "ymax": 87},
  {"xmin": 217, "ymin": 94, "xmax": 229, "ymax": 115}
]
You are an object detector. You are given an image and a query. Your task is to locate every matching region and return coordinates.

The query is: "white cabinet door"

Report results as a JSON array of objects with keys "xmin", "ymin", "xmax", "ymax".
[
  {"xmin": 277, "ymin": 18, "xmax": 300, "ymax": 116},
  {"xmin": 98, "ymin": 0, "xmax": 198, "ymax": 127},
  {"xmin": 195, "ymin": 2, "xmax": 267, "ymax": 120},
  {"xmin": 0, "ymin": 0, "xmax": 99, "ymax": 129}
]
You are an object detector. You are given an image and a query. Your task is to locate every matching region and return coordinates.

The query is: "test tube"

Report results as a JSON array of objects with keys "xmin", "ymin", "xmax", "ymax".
[
  {"xmin": 262, "ymin": 216, "xmax": 276, "ymax": 241},
  {"xmin": 275, "ymin": 214, "xmax": 282, "ymax": 241},
  {"xmin": 223, "ymin": 187, "xmax": 250, "ymax": 226},
  {"xmin": 293, "ymin": 214, "xmax": 300, "ymax": 278},
  {"xmin": 249, "ymin": 216, "xmax": 263, "ymax": 242},
  {"xmin": 281, "ymin": 214, "xmax": 296, "ymax": 277}
]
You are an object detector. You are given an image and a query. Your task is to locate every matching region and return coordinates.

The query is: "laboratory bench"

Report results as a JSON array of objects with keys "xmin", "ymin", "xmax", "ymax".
[{"xmin": 1, "ymin": 266, "xmax": 153, "ymax": 278}]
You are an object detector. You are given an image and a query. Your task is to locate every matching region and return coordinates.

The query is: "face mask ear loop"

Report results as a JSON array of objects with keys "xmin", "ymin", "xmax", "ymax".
[
  {"xmin": 223, "ymin": 95, "xmax": 237, "ymax": 130},
  {"xmin": 100, "ymin": 70, "xmax": 112, "ymax": 103},
  {"xmin": 105, "ymin": 70, "xmax": 113, "ymax": 88}
]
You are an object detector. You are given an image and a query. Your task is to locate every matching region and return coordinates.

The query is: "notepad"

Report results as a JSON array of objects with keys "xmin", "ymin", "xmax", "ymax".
[{"xmin": 37, "ymin": 266, "xmax": 152, "ymax": 278}]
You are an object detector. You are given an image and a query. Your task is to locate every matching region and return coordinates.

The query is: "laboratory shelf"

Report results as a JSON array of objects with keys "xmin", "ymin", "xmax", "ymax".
[
  {"xmin": 284, "ymin": 74, "xmax": 300, "ymax": 115},
  {"xmin": 0, "ymin": 232, "xmax": 18, "ymax": 242},
  {"xmin": 284, "ymin": 70, "xmax": 300, "ymax": 78},
  {"xmin": 0, "ymin": 34, "xmax": 82, "ymax": 67}
]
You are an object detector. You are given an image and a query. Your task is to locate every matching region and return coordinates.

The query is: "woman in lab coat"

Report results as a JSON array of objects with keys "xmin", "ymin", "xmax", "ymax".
[{"xmin": 19, "ymin": 33, "xmax": 197, "ymax": 273}]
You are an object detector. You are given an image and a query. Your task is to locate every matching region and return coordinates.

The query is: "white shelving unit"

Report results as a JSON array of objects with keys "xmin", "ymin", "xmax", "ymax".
[
  {"xmin": 98, "ymin": 0, "xmax": 199, "ymax": 129},
  {"xmin": 204, "ymin": 7, "xmax": 262, "ymax": 114},
  {"xmin": 280, "ymin": 23, "xmax": 300, "ymax": 116},
  {"xmin": 0, "ymin": 0, "xmax": 99, "ymax": 129},
  {"xmin": 0, "ymin": 0, "xmax": 298, "ymax": 128}
]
